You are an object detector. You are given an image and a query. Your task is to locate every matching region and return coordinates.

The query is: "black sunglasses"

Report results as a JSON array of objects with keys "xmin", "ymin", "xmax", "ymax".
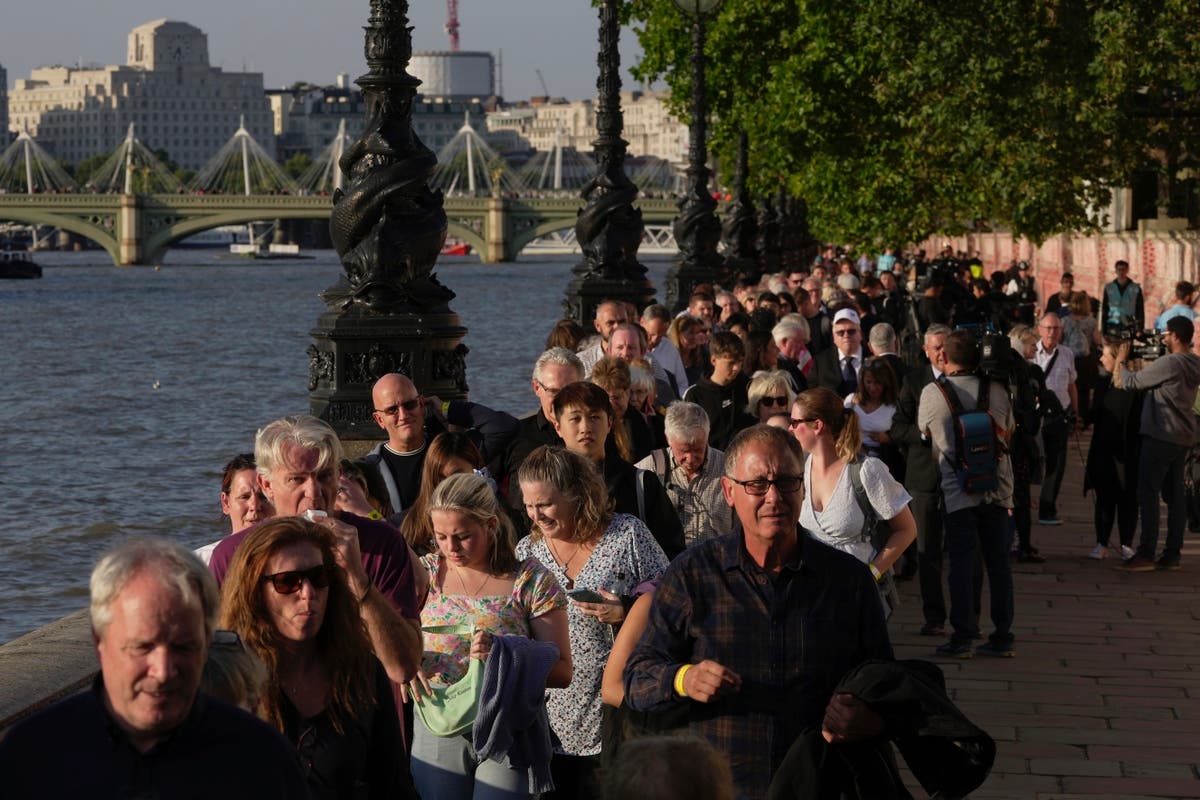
[
  {"xmin": 760, "ymin": 395, "xmax": 789, "ymax": 406},
  {"xmin": 263, "ymin": 565, "xmax": 332, "ymax": 594},
  {"xmin": 788, "ymin": 416, "xmax": 819, "ymax": 429}
]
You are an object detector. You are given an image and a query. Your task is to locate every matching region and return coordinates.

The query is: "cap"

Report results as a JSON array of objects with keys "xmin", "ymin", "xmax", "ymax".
[{"xmin": 833, "ymin": 308, "xmax": 861, "ymax": 327}]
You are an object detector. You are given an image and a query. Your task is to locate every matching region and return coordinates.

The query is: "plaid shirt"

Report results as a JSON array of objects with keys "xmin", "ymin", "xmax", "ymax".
[
  {"xmin": 624, "ymin": 530, "xmax": 893, "ymax": 800},
  {"xmin": 636, "ymin": 447, "xmax": 734, "ymax": 546}
]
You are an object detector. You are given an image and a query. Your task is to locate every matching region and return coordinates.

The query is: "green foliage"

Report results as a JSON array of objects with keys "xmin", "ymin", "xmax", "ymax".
[
  {"xmin": 72, "ymin": 152, "xmax": 111, "ymax": 185},
  {"xmin": 626, "ymin": 0, "xmax": 1200, "ymax": 245},
  {"xmin": 283, "ymin": 153, "xmax": 312, "ymax": 179}
]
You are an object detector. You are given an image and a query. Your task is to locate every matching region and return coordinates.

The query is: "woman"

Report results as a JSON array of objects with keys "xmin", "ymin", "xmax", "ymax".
[
  {"xmin": 407, "ymin": 473, "xmax": 572, "ymax": 799},
  {"xmin": 552, "ymin": 382, "xmax": 685, "ymax": 559},
  {"xmin": 844, "ymin": 358, "xmax": 900, "ymax": 461},
  {"xmin": 791, "ymin": 388, "xmax": 917, "ymax": 609},
  {"xmin": 220, "ymin": 454, "xmax": 273, "ymax": 534},
  {"xmin": 336, "ymin": 459, "xmax": 391, "ymax": 521},
  {"xmin": 1084, "ymin": 342, "xmax": 1142, "ymax": 560},
  {"xmin": 629, "ymin": 359, "xmax": 666, "ymax": 448},
  {"xmin": 742, "ymin": 330, "xmax": 780, "ymax": 377},
  {"xmin": 1063, "ymin": 290, "xmax": 1101, "ymax": 424},
  {"xmin": 220, "ymin": 517, "xmax": 412, "ymax": 800},
  {"xmin": 746, "ymin": 369, "xmax": 797, "ymax": 424},
  {"xmin": 668, "ymin": 315, "xmax": 707, "ymax": 385},
  {"xmin": 590, "ymin": 356, "xmax": 655, "ymax": 463},
  {"xmin": 398, "ymin": 431, "xmax": 486, "ymax": 555},
  {"xmin": 516, "ymin": 446, "xmax": 669, "ymax": 800}
]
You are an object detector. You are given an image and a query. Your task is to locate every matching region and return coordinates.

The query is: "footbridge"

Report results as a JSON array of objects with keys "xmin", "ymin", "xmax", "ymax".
[{"xmin": 0, "ymin": 193, "xmax": 683, "ymax": 265}]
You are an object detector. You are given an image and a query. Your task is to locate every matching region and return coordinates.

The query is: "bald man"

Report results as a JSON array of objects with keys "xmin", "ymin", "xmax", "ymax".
[{"xmin": 579, "ymin": 300, "xmax": 628, "ymax": 376}]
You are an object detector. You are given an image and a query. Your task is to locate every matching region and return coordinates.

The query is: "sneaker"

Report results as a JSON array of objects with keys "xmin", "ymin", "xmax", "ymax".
[
  {"xmin": 1037, "ymin": 517, "xmax": 1062, "ymax": 526},
  {"xmin": 1017, "ymin": 548, "xmax": 1046, "ymax": 564},
  {"xmin": 1115, "ymin": 556, "xmax": 1157, "ymax": 572},
  {"xmin": 1088, "ymin": 543, "xmax": 1107, "ymax": 560},
  {"xmin": 1156, "ymin": 556, "xmax": 1181, "ymax": 571},
  {"xmin": 935, "ymin": 641, "xmax": 974, "ymax": 659},
  {"xmin": 919, "ymin": 622, "xmax": 945, "ymax": 637},
  {"xmin": 976, "ymin": 640, "xmax": 1016, "ymax": 658},
  {"xmin": 1118, "ymin": 545, "xmax": 1136, "ymax": 560}
]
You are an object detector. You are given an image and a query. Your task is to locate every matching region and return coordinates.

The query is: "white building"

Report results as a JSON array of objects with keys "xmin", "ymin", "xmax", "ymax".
[
  {"xmin": 8, "ymin": 20, "xmax": 273, "ymax": 170},
  {"xmin": 0, "ymin": 64, "xmax": 8, "ymax": 146}
]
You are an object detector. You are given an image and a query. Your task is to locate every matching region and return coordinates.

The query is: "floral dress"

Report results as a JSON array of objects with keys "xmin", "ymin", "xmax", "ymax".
[
  {"xmin": 515, "ymin": 513, "xmax": 668, "ymax": 757},
  {"xmin": 418, "ymin": 554, "xmax": 566, "ymax": 687}
]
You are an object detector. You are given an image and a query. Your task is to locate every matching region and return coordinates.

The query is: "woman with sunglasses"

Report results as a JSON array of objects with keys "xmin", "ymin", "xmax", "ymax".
[
  {"xmin": 220, "ymin": 517, "xmax": 414, "ymax": 800},
  {"xmin": 791, "ymin": 387, "xmax": 916, "ymax": 612},
  {"xmin": 746, "ymin": 369, "xmax": 797, "ymax": 424},
  {"xmin": 407, "ymin": 472, "xmax": 571, "ymax": 799}
]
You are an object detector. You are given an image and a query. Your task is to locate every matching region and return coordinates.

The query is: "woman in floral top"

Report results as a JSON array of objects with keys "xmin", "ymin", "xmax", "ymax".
[
  {"xmin": 407, "ymin": 472, "xmax": 571, "ymax": 800},
  {"xmin": 516, "ymin": 446, "xmax": 669, "ymax": 800}
]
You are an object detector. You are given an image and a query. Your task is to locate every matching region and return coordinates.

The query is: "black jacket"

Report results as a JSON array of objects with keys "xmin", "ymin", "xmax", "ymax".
[
  {"xmin": 889, "ymin": 363, "xmax": 940, "ymax": 493},
  {"xmin": 602, "ymin": 447, "xmax": 685, "ymax": 559}
]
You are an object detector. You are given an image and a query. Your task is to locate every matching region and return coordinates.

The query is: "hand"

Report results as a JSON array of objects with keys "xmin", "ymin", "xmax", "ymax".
[
  {"xmin": 1116, "ymin": 342, "xmax": 1131, "ymax": 362},
  {"xmin": 573, "ymin": 588, "xmax": 625, "ymax": 624},
  {"xmin": 874, "ymin": 431, "xmax": 891, "ymax": 445},
  {"xmin": 821, "ymin": 692, "xmax": 884, "ymax": 743},
  {"xmin": 424, "ymin": 394, "xmax": 446, "ymax": 424},
  {"xmin": 320, "ymin": 514, "xmax": 369, "ymax": 600},
  {"xmin": 682, "ymin": 659, "xmax": 742, "ymax": 703},
  {"xmin": 402, "ymin": 668, "xmax": 434, "ymax": 703},
  {"xmin": 470, "ymin": 628, "xmax": 494, "ymax": 662}
]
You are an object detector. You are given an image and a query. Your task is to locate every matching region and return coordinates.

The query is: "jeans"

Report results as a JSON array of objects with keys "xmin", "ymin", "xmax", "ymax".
[
  {"xmin": 911, "ymin": 490, "xmax": 946, "ymax": 626},
  {"xmin": 1039, "ymin": 419, "xmax": 1069, "ymax": 517},
  {"xmin": 1136, "ymin": 437, "xmax": 1189, "ymax": 561},
  {"xmin": 411, "ymin": 718, "xmax": 529, "ymax": 800},
  {"xmin": 944, "ymin": 503, "xmax": 1014, "ymax": 646}
]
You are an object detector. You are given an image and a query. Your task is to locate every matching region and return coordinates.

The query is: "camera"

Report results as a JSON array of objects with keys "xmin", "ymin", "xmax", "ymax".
[
  {"xmin": 1105, "ymin": 323, "xmax": 1167, "ymax": 362},
  {"xmin": 956, "ymin": 322, "xmax": 1021, "ymax": 386}
]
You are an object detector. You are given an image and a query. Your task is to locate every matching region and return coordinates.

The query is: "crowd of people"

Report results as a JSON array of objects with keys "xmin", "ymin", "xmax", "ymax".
[{"xmin": 4, "ymin": 246, "xmax": 1200, "ymax": 800}]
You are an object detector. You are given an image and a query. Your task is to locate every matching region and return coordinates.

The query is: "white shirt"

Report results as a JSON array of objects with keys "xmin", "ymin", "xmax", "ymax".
[
  {"xmin": 800, "ymin": 455, "xmax": 912, "ymax": 564},
  {"xmin": 1033, "ymin": 342, "xmax": 1076, "ymax": 408},
  {"xmin": 649, "ymin": 337, "xmax": 690, "ymax": 395}
]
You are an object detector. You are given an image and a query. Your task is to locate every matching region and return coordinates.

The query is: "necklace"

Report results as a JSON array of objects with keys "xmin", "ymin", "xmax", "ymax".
[
  {"xmin": 546, "ymin": 538, "xmax": 580, "ymax": 589},
  {"xmin": 451, "ymin": 565, "xmax": 491, "ymax": 597}
]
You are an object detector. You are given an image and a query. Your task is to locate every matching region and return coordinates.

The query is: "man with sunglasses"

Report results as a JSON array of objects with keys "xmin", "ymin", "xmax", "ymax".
[
  {"xmin": 0, "ymin": 540, "xmax": 309, "ymax": 798},
  {"xmin": 812, "ymin": 307, "xmax": 866, "ymax": 397},
  {"xmin": 624, "ymin": 425, "xmax": 892, "ymax": 799}
]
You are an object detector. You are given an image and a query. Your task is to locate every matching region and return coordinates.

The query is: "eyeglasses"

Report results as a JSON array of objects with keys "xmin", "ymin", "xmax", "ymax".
[
  {"xmin": 263, "ymin": 565, "xmax": 332, "ymax": 594},
  {"xmin": 760, "ymin": 395, "xmax": 789, "ymax": 407},
  {"xmin": 727, "ymin": 475, "xmax": 803, "ymax": 496},
  {"xmin": 833, "ymin": 328, "xmax": 860, "ymax": 337},
  {"xmin": 534, "ymin": 380, "xmax": 563, "ymax": 397},
  {"xmin": 788, "ymin": 416, "xmax": 818, "ymax": 429},
  {"xmin": 374, "ymin": 397, "xmax": 420, "ymax": 416}
]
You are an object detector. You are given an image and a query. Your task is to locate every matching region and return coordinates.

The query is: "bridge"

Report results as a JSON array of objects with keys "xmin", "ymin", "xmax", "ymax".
[{"xmin": 0, "ymin": 192, "xmax": 684, "ymax": 265}]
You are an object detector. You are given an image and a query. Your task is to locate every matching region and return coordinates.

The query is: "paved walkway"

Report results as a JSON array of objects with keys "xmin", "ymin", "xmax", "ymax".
[{"xmin": 890, "ymin": 433, "xmax": 1200, "ymax": 798}]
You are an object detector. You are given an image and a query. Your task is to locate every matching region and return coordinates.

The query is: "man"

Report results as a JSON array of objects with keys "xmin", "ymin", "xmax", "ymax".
[
  {"xmin": 890, "ymin": 324, "xmax": 953, "ymax": 635},
  {"xmin": 772, "ymin": 317, "xmax": 812, "ymax": 393},
  {"xmin": 866, "ymin": 322, "xmax": 904, "ymax": 385},
  {"xmin": 0, "ymin": 540, "xmax": 310, "ymax": 797},
  {"xmin": 799, "ymin": 278, "xmax": 832, "ymax": 355},
  {"xmin": 642, "ymin": 303, "xmax": 690, "ymax": 397},
  {"xmin": 1005, "ymin": 261, "xmax": 1039, "ymax": 326},
  {"xmin": 503, "ymin": 347, "xmax": 583, "ymax": 526},
  {"xmin": 1033, "ymin": 313, "xmax": 1079, "ymax": 526},
  {"xmin": 688, "ymin": 291, "xmax": 717, "ymax": 327},
  {"xmin": 713, "ymin": 290, "xmax": 742, "ymax": 330},
  {"xmin": 579, "ymin": 300, "xmax": 628, "ymax": 375},
  {"xmin": 1044, "ymin": 272, "xmax": 1075, "ymax": 318},
  {"xmin": 624, "ymin": 425, "xmax": 892, "ymax": 798},
  {"xmin": 918, "ymin": 330, "xmax": 1016, "ymax": 659},
  {"xmin": 812, "ymin": 308, "xmax": 866, "ymax": 396},
  {"xmin": 609, "ymin": 322, "xmax": 678, "ymax": 403},
  {"xmin": 1101, "ymin": 260, "xmax": 1145, "ymax": 334},
  {"xmin": 785, "ymin": 268, "xmax": 808, "ymax": 297},
  {"xmin": 1116, "ymin": 317, "xmax": 1200, "ymax": 571},
  {"xmin": 359, "ymin": 372, "xmax": 517, "ymax": 515},
  {"xmin": 635, "ymin": 401, "xmax": 734, "ymax": 546},
  {"xmin": 1155, "ymin": 280, "xmax": 1197, "ymax": 331},
  {"xmin": 682, "ymin": 331, "xmax": 755, "ymax": 449},
  {"xmin": 210, "ymin": 415, "xmax": 422, "ymax": 687}
]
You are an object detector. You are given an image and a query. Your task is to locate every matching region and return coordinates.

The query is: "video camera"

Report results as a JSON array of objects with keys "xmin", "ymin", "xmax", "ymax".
[
  {"xmin": 956, "ymin": 322, "xmax": 1021, "ymax": 386},
  {"xmin": 1105, "ymin": 323, "xmax": 1167, "ymax": 362}
]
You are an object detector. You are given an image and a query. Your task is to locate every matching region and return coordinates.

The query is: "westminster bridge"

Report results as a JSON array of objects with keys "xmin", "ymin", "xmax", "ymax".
[{"xmin": 0, "ymin": 192, "xmax": 684, "ymax": 265}]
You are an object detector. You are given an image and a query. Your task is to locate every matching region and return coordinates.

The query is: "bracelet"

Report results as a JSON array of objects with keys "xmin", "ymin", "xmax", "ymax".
[
  {"xmin": 441, "ymin": 400, "xmax": 452, "ymax": 417},
  {"xmin": 366, "ymin": 510, "xmax": 383, "ymax": 521},
  {"xmin": 673, "ymin": 664, "xmax": 693, "ymax": 697},
  {"xmin": 869, "ymin": 563, "xmax": 883, "ymax": 581}
]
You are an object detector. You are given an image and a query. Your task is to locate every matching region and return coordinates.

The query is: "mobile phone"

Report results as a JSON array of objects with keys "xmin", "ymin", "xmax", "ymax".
[{"xmin": 567, "ymin": 588, "xmax": 605, "ymax": 603}]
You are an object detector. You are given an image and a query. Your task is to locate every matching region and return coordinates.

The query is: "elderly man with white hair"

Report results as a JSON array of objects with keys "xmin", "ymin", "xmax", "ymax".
[
  {"xmin": 772, "ymin": 315, "xmax": 812, "ymax": 393},
  {"xmin": 636, "ymin": 401, "xmax": 733, "ymax": 546}
]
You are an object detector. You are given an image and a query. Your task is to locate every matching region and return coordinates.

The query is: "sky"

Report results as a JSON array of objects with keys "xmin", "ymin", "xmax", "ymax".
[{"xmin": 0, "ymin": 0, "xmax": 652, "ymax": 101}]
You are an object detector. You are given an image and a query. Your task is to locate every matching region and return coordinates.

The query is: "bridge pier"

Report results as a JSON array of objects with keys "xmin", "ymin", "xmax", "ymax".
[
  {"xmin": 118, "ymin": 194, "xmax": 141, "ymax": 265},
  {"xmin": 485, "ymin": 196, "xmax": 508, "ymax": 263}
]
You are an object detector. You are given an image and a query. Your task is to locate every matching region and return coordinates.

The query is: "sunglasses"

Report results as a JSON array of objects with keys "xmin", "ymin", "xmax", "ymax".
[
  {"xmin": 760, "ymin": 395, "xmax": 789, "ymax": 407},
  {"xmin": 374, "ymin": 397, "xmax": 420, "ymax": 416},
  {"xmin": 263, "ymin": 565, "xmax": 332, "ymax": 594},
  {"xmin": 788, "ymin": 416, "xmax": 819, "ymax": 429}
]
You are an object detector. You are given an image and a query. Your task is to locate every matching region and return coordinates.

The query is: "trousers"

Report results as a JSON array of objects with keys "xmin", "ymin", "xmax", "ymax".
[
  {"xmin": 1136, "ymin": 437, "xmax": 1189, "ymax": 560},
  {"xmin": 944, "ymin": 503, "xmax": 1014, "ymax": 646}
]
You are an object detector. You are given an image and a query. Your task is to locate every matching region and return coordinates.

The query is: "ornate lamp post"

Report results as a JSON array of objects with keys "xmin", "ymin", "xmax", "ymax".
[
  {"xmin": 308, "ymin": 0, "xmax": 468, "ymax": 436},
  {"xmin": 720, "ymin": 130, "xmax": 759, "ymax": 283},
  {"xmin": 664, "ymin": 0, "xmax": 724, "ymax": 312},
  {"xmin": 563, "ymin": 0, "xmax": 654, "ymax": 326}
]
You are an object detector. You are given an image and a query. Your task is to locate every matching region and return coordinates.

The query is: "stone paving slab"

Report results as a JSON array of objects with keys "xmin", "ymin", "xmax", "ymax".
[{"xmin": 890, "ymin": 432, "xmax": 1200, "ymax": 798}]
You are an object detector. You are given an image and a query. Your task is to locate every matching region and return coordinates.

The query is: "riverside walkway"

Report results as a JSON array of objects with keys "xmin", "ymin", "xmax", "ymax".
[{"xmin": 891, "ymin": 431, "xmax": 1200, "ymax": 798}]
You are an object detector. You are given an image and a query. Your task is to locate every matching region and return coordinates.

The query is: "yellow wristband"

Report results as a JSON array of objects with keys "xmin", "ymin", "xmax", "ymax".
[
  {"xmin": 869, "ymin": 563, "xmax": 883, "ymax": 581},
  {"xmin": 673, "ymin": 664, "xmax": 693, "ymax": 697},
  {"xmin": 442, "ymin": 400, "xmax": 452, "ymax": 417}
]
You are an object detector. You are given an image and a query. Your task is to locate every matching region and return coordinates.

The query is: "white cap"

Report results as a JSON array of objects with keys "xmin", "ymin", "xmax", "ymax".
[{"xmin": 833, "ymin": 308, "xmax": 861, "ymax": 327}]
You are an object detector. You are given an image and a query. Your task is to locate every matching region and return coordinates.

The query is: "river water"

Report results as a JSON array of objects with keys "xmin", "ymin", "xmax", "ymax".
[{"xmin": 2, "ymin": 249, "xmax": 673, "ymax": 643}]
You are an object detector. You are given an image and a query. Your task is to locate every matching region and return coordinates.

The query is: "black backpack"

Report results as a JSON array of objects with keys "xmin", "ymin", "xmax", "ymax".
[{"xmin": 933, "ymin": 376, "xmax": 1004, "ymax": 493}]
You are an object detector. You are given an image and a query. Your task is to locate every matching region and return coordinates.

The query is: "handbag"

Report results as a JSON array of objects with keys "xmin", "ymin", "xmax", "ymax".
[
  {"xmin": 413, "ymin": 623, "xmax": 483, "ymax": 737},
  {"xmin": 848, "ymin": 460, "xmax": 901, "ymax": 619}
]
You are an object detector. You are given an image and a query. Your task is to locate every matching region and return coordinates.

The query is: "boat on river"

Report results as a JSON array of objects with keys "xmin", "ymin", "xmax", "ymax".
[{"xmin": 0, "ymin": 251, "xmax": 41, "ymax": 279}]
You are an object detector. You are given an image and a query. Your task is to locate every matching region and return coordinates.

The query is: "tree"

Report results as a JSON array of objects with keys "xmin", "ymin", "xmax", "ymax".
[
  {"xmin": 72, "ymin": 152, "xmax": 112, "ymax": 186},
  {"xmin": 625, "ymin": 0, "xmax": 1200, "ymax": 246},
  {"xmin": 283, "ymin": 152, "xmax": 312, "ymax": 180}
]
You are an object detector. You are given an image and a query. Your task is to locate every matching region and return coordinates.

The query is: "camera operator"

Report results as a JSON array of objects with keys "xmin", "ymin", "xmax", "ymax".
[
  {"xmin": 1115, "ymin": 317, "xmax": 1200, "ymax": 571},
  {"xmin": 917, "ymin": 330, "xmax": 1016, "ymax": 658},
  {"xmin": 1032, "ymin": 313, "xmax": 1079, "ymax": 526}
]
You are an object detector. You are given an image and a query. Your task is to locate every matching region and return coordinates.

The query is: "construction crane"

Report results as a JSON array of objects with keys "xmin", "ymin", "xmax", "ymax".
[
  {"xmin": 446, "ymin": 0, "xmax": 460, "ymax": 52},
  {"xmin": 535, "ymin": 68, "xmax": 550, "ymax": 98}
]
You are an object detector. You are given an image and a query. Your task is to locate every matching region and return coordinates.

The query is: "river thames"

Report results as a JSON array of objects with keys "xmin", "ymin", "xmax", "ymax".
[{"xmin": 1, "ymin": 249, "xmax": 674, "ymax": 643}]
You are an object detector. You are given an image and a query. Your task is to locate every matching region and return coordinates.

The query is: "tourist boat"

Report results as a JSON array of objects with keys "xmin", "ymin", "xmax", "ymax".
[
  {"xmin": 441, "ymin": 240, "xmax": 472, "ymax": 256},
  {"xmin": 0, "ymin": 251, "xmax": 42, "ymax": 279}
]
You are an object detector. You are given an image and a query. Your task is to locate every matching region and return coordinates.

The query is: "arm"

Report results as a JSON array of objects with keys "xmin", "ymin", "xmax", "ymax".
[
  {"xmin": 529, "ymin": 608, "xmax": 573, "ymax": 689},
  {"xmin": 1118, "ymin": 352, "xmax": 1175, "ymax": 391},
  {"xmin": 601, "ymin": 592, "xmax": 654, "ymax": 707},
  {"xmin": 447, "ymin": 399, "xmax": 520, "ymax": 463},
  {"xmin": 871, "ymin": 506, "xmax": 917, "ymax": 575}
]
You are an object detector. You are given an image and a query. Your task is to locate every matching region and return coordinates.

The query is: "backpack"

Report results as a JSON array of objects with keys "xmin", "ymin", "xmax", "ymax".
[{"xmin": 933, "ymin": 375, "xmax": 1003, "ymax": 493}]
